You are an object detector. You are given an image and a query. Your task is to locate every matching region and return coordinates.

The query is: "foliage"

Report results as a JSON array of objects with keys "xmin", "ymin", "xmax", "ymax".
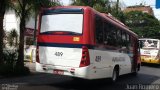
[
  {"xmin": 31, "ymin": 0, "xmax": 60, "ymax": 17},
  {"xmin": 71, "ymin": 0, "xmax": 125, "ymax": 23},
  {"xmin": 0, "ymin": 0, "xmax": 13, "ymax": 64},
  {"xmin": 109, "ymin": 0, "xmax": 126, "ymax": 23},
  {"xmin": 26, "ymin": 37, "xmax": 33, "ymax": 45},
  {"xmin": 0, "ymin": 49, "xmax": 30, "ymax": 76},
  {"xmin": 7, "ymin": 29, "xmax": 18, "ymax": 47},
  {"xmin": 72, "ymin": 0, "xmax": 110, "ymax": 13},
  {"xmin": 125, "ymin": 11, "xmax": 160, "ymax": 39}
]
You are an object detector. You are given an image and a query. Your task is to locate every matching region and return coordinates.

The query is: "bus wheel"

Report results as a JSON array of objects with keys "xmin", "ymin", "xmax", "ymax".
[
  {"xmin": 111, "ymin": 66, "xmax": 119, "ymax": 82},
  {"xmin": 132, "ymin": 65, "xmax": 140, "ymax": 76},
  {"xmin": 132, "ymin": 68, "xmax": 138, "ymax": 76}
]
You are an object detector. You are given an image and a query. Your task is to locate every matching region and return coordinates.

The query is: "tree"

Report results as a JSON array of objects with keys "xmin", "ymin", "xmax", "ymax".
[
  {"xmin": 0, "ymin": 0, "xmax": 12, "ymax": 64},
  {"xmin": 109, "ymin": 0, "xmax": 126, "ymax": 23},
  {"xmin": 11, "ymin": 0, "xmax": 32, "ymax": 68},
  {"xmin": 125, "ymin": 11, "xmax": 160, "ymax": 39},
  {"xmin": 72, "ymin": 0, "xmax": 110, "ymax": 13},
  {"xmin": 7, "ymin": 29, "xmax": 18, "ymax": 47},
  {"xmin": 71, "ymin": 0, "xmax": 126, "ymax": 23},
  {"xmin": 11, "ymin": 0, "xmax": 60, "ymax": 68}
]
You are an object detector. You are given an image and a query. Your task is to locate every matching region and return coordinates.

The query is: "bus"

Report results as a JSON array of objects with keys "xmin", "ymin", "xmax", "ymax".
[
  {"xmin": 36, "ymin": 6, "xmax": 141, "ymax": 82},
  {"xmin": 139, "ymin": 38, "xmax": 160, "ymax": 64}
]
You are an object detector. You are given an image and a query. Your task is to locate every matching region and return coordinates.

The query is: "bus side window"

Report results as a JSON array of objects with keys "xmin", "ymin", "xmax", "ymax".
[
  {"xmin": 108, "ymin": 25, "xmax": 117, "ymax": 46},
  {"xmin": 104, "ymin": 22, "xmax": 117, "ymax": 50},
  {"xmin": 117, "ymin": 29, "xmax": 122, "ymax": 49},
  {"xmin": 95, "ymin": 15, "xmax": 103, "ymax": 45},
  {"xmin": 126, "ymin": 34, "xmax": 131, "ymax": 53},
  {"xmin": 121, "ymin": 31, "xmax": 128, "ymax": 53},
  {"xmin": 104, "ymin": 22, "xmax": 109, "ymax": 45}
]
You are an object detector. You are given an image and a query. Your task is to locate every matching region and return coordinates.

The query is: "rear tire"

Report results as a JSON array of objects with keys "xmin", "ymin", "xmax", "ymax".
[
  {"xmin": 111, "ymin": 67, "xmax": 119, "ymax": 83},
  {"xmin": 132, "ymin": 65, "xmax": 140, "ymax": 76},
  {"xmin": 132, "ymin": 69, "xmax": 138, "ymax": 76}
]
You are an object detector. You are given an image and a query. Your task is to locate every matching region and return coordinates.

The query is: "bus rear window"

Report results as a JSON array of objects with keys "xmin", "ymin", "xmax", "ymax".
[
  {"xmin": 140, "ymin": 39, "xmax": 158, "ymax": 48},
  {"xmin": 40, "ymin": 13, "xmax": 83, "ymax": 35}
]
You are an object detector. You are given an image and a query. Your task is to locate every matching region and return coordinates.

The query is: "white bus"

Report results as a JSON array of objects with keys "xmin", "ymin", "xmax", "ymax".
[
  {"xmin": 36, "ymin": 6, "xmax": 141, "ymax": 82},
  {"xmin": 139, "ymin": 38, "xmax": 160, "ymax": 64}
]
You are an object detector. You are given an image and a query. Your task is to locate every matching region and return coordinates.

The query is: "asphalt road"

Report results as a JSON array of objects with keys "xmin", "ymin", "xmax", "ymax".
[{"xmin": 0, "ymin": 63, "xmax": 160, "ymax": 90}]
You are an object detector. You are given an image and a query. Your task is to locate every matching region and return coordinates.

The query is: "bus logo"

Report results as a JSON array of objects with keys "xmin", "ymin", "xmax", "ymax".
[{"xmin": 95, "ymin": 56, "xmax": 101, "ymax": 62}]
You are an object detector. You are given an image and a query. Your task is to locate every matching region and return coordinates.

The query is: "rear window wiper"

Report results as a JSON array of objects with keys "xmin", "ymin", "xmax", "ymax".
[{"xmin": 40, "ymin": 31, "xmax": 82, "ymax": 35}]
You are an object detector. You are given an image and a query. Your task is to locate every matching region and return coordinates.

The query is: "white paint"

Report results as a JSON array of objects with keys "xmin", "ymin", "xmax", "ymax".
[
  {"xmin": 36, "ymin": 47, "xmax": 132, "ymax": 79},
  {"xmin": 39, "ymin": 47, "xmax": 82, "ymax": 67}
]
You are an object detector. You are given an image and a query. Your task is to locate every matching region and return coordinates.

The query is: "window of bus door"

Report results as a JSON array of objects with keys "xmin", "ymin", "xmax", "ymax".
[
  {"xmin": 116, "ymin": 29, "xmax": 122, "ymax": 49},
  {"xmin": 40, "ymin": 14, "xmax": 83, "ymax": 35},
  {"xmin": 121, "ymin": 31, "xmax": 128, "ymax": 53}
]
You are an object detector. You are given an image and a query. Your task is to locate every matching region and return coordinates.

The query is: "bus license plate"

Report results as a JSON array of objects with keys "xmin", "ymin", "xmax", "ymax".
[{"xmin": 53, "ymin": 69, "xmax": 64, "ymax": 75}]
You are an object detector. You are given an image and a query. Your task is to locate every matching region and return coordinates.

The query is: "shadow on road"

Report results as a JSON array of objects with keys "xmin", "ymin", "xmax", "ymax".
[
  {"xmin": 36, "ymin": 73, "xmax": 160, "ymax": 90},
  {"xmin": 0, "ymin": 72, "xmax": 160, "ymax": 90}
]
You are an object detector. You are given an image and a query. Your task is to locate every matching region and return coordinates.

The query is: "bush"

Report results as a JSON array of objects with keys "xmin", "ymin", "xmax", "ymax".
[
  {"xmin": 0, "ymin": 49, "xmax": 30, "ymax": 77},
  {"xmin": 13, "ymin": 65, "xmax": 30, "ymax": 76}
]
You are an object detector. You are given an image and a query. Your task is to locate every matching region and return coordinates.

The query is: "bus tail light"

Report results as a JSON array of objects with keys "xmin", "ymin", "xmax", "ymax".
[
  {"xmin": 36, "ymin": 46, "xmax": 40, "ymax": 63},
  {"xmin": 79, "ymin": 46, "xmax": 90, "ymax": 67}
]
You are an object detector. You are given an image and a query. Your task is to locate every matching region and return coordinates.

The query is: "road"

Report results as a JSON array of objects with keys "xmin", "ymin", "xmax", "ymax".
[{"xmin": 0, "ymin": 63, "xmax": 160, "ymax": 90}]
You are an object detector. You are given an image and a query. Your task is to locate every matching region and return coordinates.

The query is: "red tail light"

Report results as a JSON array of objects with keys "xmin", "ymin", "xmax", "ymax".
[
  {"xmin": 36, "ymin": 46, "xmax": 40, "ymax": 63},
  {"xmin": 79, "ymin": 46, "xmax": 90, "ymax": 67}
]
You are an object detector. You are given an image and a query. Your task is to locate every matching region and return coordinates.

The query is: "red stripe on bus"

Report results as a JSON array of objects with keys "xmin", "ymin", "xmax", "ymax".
[{"xmin": 38, "ymin": 35, "xmax": 84, "ymax": 44}]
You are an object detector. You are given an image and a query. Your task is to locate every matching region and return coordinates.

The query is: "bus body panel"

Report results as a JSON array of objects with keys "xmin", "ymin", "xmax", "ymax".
[{"xmin": 92, "ymin": 50, "xmax": 132, "ymax": 75}]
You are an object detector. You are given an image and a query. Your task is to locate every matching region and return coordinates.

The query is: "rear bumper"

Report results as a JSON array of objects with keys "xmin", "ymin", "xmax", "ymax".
[
  {"xmin": 141, "ymin": 59, "xmax": 160, "ymax": 64},
  {"xmin": 35, "ymin": 62, "xmax": 92, "ymax": 79}
]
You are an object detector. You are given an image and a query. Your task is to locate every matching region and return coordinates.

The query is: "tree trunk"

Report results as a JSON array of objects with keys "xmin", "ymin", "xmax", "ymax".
[
  {"xmin": 33, "ymin": 12, "xmax": 37, "ymax": 45},
  {"xmin": 17, "ymin": 1, "xmax": 26, "ymax": 68},
  {"xmin": 0, "ymin": 16, "xmax": 4, "ymax": 65},
  {"xmin": 17, "ymin": 17, "xmax": 25, "ymax": 68},
  {"xmin": 0, "ymin": 0, "xmax": 6, "ymax": 65}
]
